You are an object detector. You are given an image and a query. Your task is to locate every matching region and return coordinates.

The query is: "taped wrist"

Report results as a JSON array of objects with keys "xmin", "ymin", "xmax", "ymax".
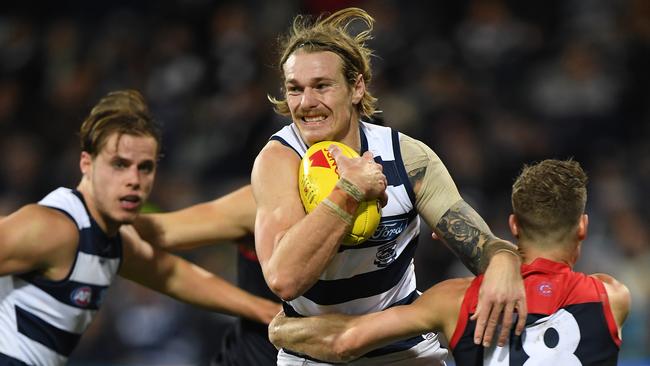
[
  {"xmin": 479, "ymin": 240, "xmax": 520, "ymax": 272},
  {"xmin": 336, "ymin": 178, "xmax": 364, "ymax": 202},
  {"xmin": 322, "ymin": 198, "xmax": 354, "ymax": 226}
]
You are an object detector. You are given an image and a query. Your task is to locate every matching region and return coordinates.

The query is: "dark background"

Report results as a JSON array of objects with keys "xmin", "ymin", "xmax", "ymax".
[{"xmin": 0, "ymin": 0, "xmax": 648, "ymax": 364}]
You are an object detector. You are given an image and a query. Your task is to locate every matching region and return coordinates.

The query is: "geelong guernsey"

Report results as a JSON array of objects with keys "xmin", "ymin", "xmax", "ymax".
[
  {"xmin": 0, "ymin": 188, "xmax": 122, "ymax": 366},
  {"xmin": 271, "ymin": 122, "xmax": 434, "ymax": 359}
]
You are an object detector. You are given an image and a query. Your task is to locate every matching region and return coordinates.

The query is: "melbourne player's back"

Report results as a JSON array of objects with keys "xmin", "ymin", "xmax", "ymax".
[{"xmin": 451, "ymin": 258, "xmax": 621, "ymax": 366}]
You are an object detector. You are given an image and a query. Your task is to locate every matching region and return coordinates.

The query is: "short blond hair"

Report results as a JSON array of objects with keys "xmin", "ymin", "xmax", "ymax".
[
  {"xmin": 268, "ymin": 7, "xmax": 378, "ymax": 119},
  {"xmin": 512, "ymin": 159, "xmax": 588, "ymax": 241}
]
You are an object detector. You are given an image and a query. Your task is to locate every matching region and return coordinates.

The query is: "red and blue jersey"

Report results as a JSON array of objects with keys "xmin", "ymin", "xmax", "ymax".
[{"xmin": 450, "ymin": 258, "xmax": 620, "ymax": 366}]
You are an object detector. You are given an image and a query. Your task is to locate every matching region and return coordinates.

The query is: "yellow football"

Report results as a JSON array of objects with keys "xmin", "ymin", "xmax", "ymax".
[{"xmin": 298, "ymin": 141, "xmax": 381, "ymax": 246}]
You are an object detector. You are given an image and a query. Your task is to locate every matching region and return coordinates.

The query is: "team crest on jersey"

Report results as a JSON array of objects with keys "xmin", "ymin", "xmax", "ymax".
[
  {"xmin": 374, "ymin": 241, "xmax": 398, "ymax": 267},
  {"xmin": 71, "ymin": 286, "xmax": 92, "ymax": 307},
  {"xmin": 538, "ymin": 282, "xmax": 553, "ymax": 297},
  {"xmin": 368, "ymin": 218, "xmax": 409, "ymax": 243}
]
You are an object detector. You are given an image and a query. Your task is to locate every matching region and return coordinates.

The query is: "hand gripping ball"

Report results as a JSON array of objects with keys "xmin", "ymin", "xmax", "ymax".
[{"xmin": 298, "ymin": 141, "xmax": 381, "ymax": 245}]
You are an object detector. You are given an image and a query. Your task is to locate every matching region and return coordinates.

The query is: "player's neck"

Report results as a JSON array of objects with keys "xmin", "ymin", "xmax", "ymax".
[
  {"xmin": 519, "ymin": 241, "xmax": 576, "ymax": 267},
  {"xmin": 340, "ymin": 119, "xmax": 362, "ymax": 153},
  {"xmin": 76, "ymin": 181, "xmax": 120, "ymax": 237}
]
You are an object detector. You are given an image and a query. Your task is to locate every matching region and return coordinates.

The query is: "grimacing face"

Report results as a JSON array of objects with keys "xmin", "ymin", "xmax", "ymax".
[
  {"xmin": 283, "ymin": 50, "xmax": 364, "ymax": 147},
  {"xmin": 80, "ymin": 132, "xmax": 157, "ymax": 233}
]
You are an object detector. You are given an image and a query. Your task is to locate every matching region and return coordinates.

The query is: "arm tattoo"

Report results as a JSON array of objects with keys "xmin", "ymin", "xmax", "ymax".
[{"xmin": 435, "ymin": 201, "xmax": 493, "ymax": 275}]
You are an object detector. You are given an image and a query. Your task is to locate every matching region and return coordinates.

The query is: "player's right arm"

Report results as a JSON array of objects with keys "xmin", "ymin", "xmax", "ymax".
[
  {"xmin": 133, "ymin": 185, "xmax": 256, "ymax": 250},
  {"xmin": 252, "ymin": 142, "xmax": 351, "ymax": 300},
  {"xmin": 0, "ymin": 205, "xmax": 77, "ymax": 277},
  {"xmin": 252, "ymin": 141, "xmax": 385, "ymax": 300},
  {"xmin": 268, "ymin": 277, "xmax": 471, "ymax": 362}
]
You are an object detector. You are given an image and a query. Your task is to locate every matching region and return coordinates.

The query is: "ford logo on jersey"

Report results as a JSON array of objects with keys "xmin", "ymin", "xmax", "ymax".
[
  {"xmin": 368, "ymin": 218, "xmax": 409, "ymax": 242},
  {"xmin": 71, "ymin": 286, "xmax": 92, "ymax": 307}
]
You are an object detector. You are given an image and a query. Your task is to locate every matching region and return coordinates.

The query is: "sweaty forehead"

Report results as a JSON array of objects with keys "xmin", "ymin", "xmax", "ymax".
[{"xmin": 283, "ymin": 50, "xmax": 344, "ymax": 83}]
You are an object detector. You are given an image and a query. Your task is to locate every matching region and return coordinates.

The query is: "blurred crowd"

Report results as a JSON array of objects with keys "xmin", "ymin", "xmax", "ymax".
[{"xmin": 0, "ymin": 0, "xmax": 648, "ymax": 364}]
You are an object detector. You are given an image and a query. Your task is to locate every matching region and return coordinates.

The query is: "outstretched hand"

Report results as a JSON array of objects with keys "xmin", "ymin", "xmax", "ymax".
[{"xmin": 471, "ymin": 251, "xmax": 527, "ymax": 347}]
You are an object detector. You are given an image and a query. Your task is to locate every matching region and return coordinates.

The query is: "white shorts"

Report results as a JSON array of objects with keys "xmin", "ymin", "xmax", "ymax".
[{"xmin": 277, "ymin": 332, "xmax": 448, "ymax": 366}]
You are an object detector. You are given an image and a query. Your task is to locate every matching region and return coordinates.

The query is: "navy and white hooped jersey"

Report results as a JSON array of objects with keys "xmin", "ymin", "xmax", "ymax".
[
  {"xmin": 0, "ymin": 188, "xmax": 122, "ymax": 366},
  {"xmin": 272, "ymin": 122, "xmax": 441, "ymax": 361}
]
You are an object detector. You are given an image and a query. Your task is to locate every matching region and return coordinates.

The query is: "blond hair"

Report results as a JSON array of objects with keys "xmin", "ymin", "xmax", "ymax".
[{"xmin": 268, "ymin": 7, "xmax": 378, "ymax": 118}]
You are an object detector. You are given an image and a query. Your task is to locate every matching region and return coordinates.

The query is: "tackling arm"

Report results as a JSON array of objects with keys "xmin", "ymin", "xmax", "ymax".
[
  {"xmin": 133, "ymin": 185, "xmax": 256, "ymax": 250},
  {"xmin": 118, "ymin": 225, "xmax": 281, "ymax": 324},
  {"xmin": 268, "ymin": 277, "xmax": 470, "ymax": 362},
  {"xmin": 269, "ymin": 311, "xmax": 413, "ymax": 363}
]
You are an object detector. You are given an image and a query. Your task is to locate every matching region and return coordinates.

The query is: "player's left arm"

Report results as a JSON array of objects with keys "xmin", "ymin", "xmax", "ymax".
[
  {"xmin": 133, "ymin": 185, "xmax": 256, "ymax": 250},
  {"xmin": 118, "ymin": 225, "xmax": 281, "ymax": 324},
  {"xmin": 591, "ymin": 273, "xmax": 631, "ymax": 338},
  {"xmin": 269, "ymin": 312, "xmax": 377, "ymax": 362},
  {"xmin": 400, "ymin": 134, "xmax": 526, "ymax": 347}
]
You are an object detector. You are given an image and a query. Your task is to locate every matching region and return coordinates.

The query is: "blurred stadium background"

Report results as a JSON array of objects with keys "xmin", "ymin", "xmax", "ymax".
[{"xmin": 0, "ymin": 0, "xmax": 648, "ymax": 365}]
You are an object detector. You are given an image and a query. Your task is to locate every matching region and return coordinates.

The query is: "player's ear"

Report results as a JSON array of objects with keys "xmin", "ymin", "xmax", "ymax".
[
  {"xmin": 80, "ymin": 151, "xmax": 92, "ymax": 176},
  {"xmin": 351, "ymin": 74, "xmax": 365, "ymax": 105},
  {"xmin": 577, "ymin": 214, "xmax": 588, "ymax": 241},
  {"xmin": 508, "ymin": 214, "xmax": 519, "ymax": 238}
]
